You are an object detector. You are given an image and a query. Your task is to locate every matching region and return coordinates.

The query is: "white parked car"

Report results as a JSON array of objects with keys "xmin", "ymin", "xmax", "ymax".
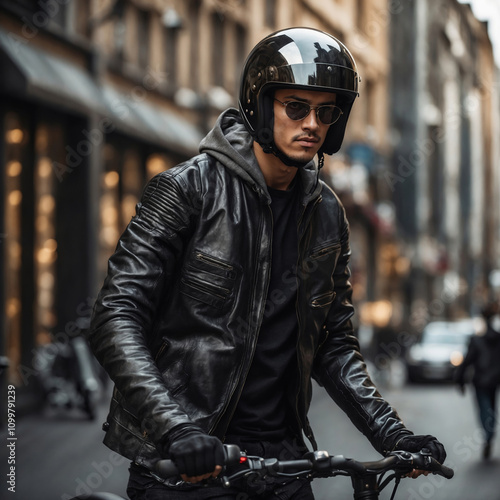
[{"xmin": 405, "ymin": 319, "xmax": 483, "ymax": 382}]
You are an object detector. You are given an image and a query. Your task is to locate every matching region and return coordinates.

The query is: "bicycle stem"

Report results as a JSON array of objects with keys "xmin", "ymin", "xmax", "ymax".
[{"xmin": 351, "ymin": 475, "xmax": 379, "ymax": 500}]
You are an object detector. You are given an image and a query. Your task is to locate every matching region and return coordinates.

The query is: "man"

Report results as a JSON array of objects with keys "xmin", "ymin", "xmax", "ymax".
[
  {"xmin": 88, "ymin": 28, "xmax": 446, "ymax": 499},
  {"xmin": 456, "ymin": 302, "xmax": 500, "ymax": 460}
]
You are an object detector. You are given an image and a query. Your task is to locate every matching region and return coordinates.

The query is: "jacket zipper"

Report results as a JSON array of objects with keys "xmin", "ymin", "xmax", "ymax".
[
  {"xmin": 180, "ymin": 277, "xmax": 230, "ymax": 298},
  {"xmin": 209, "ymin": 200, "xmax": 273, "ymax": 437},
  {"xmin": 154, "ymin": 340, "xmax": 169, "ymax": 362},
  {"xmin": 309, "ymin": 242, "xmax": 341, "ymax": 260},
  {"xmin": 297, "ymin": 194, "xmax": 322, "ymax": 230},
  {"xmin": 195, "ymin": 252, "xmax": 234, "ymax": 271},
  {"xmin": 294, "ymin": 194, "xmax": 323, "ymax": 445}
]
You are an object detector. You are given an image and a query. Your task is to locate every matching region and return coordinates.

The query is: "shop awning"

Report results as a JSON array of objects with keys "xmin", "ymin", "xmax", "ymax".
[
  {"xmin": 100, "ymin": 85, "xmax": 203, "ymax": 155},
  {"xmin": 0, "ymin": 29, "xmax": 104, "ymax": 115},
  {"xmin": 0, "ymin": 27, "xmax": 202, "ymax": 154}
]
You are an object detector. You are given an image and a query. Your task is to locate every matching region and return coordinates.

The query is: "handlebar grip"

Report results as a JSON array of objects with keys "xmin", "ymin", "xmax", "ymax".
[
  {"xmin": 435, "ymin": 461, "xmax": 454, "ymax": 479},
  {"xmin": 440, "ymin": 465, "xmax": 454, "ymax": 479},
  {"xmin": 154, "ymin": 444, "xmax": 241, "ymax": 478},
  {"xmin": 416, "ymin": 455, "xmax": 454, "ymax": 479}
]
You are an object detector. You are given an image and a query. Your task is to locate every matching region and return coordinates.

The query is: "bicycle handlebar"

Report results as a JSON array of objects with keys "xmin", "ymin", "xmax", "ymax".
[
  {"xmin": 154, "ymin": 444, "xmax": 454, "ymax": 481},
  {"xmin": 155, "ymin": 444, "xmax": 242, "ymax": 478},
  {"xmin": 356, "ymin": 451, "xmax": 454, "ymax": 479}
]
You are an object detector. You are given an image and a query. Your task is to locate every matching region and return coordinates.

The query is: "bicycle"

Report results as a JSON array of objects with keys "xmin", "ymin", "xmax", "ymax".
[{"xmin": 69, "ymin": 444, "xmax": 453, "ymax": 500}]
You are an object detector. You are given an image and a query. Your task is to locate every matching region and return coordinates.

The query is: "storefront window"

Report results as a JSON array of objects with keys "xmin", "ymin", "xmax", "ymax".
[
  {"xmin": 122, "ymin": 149, "xmax": 143, "ymax": 226},
  {"xmin": 34, "ymin": 124, "xmax": 59, "ymax": 346},
  {"xmin": 97, "ymin": 142, "xmax": 176, "ymax": 282},
  {"xmin": 99, "ymin": 162, "xmax": 121, "ymax": 279},
  {"xmin": 3, "ymin": 112, "xmax": 28, "ymax": 384},
  {"xmin": 98, "ymin": 142, "xmax": 143, "ymax": 279}
]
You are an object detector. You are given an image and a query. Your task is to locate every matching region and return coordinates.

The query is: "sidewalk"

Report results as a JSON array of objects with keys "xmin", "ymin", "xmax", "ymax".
[{"xmin": 1, "ymin": 399, "xmax": 129, "ymax": 500}]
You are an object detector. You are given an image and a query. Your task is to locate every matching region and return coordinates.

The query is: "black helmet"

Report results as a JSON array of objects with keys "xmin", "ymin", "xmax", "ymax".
[{"xmin": 239, "ymin": 27, "xmax": 360, "ymax": 165}]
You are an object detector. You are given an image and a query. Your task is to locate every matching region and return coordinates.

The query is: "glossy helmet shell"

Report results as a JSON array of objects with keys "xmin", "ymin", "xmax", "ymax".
[{"xmin": 239, "ymin": 27, "xmax": 360, "ymax": 155}]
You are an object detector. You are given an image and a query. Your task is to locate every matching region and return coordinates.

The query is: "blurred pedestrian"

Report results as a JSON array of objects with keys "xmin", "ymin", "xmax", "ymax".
[
  {"xmin": 88, "ymin": 27, "xmax": 446, "ymax": 499},
  {"xmin": 456, "ymin": 301, "xmax": 500, "ymax": 459}
]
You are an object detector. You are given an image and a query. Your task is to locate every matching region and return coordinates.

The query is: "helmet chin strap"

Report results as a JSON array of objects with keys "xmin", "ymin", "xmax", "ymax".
[{"xmin": 262, "ymin": 142, "xmax": 325, "ymax": 170}]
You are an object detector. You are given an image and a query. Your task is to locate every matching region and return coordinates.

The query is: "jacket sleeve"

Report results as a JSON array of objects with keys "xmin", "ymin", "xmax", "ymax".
[
  {"xmin": 88, "ymin": 169, "xmax": 200, "ymax": 445},
  {"xmin": 313, "ymin": 209, "xmax": 412, "ymax": 456}
]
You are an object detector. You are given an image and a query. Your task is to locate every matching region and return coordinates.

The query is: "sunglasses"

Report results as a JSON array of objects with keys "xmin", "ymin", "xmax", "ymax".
[{"xmin": 274, "ymin": 99, "xmax": 343, "ymax": 125}]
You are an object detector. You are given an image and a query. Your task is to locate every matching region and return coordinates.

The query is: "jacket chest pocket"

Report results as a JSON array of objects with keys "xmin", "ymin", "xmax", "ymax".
[
  {"xmin": 308, "ymin": 241, "xmax": 341, "ymax": 263},
  {"xmin": 306, "ymin": 240, "xmax": 341, "ymax": 308},
  {"xmin": 179, "ymin": 251, "xmax": 238, "ymax": 311}
]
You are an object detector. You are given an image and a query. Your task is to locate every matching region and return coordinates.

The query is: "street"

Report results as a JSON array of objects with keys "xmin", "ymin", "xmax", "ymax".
[
  {"xmin": 2, "ymin": 380, "xmax": 499, "ymax": 500},
  {"xmin": 309, "ymin": 380, "xmax": 500, "ymax": 500}
]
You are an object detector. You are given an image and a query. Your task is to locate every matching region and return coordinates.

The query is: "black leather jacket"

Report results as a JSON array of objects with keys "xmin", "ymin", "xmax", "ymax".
[{"xmin": 88, "ymin": 109, "xmax": 411, "ymax": 469}]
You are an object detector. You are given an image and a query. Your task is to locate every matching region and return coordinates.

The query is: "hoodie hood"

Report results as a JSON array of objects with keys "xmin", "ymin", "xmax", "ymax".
[{"xmin": 199, "ymin": 108, "xmax": 322, "ymax": 202}]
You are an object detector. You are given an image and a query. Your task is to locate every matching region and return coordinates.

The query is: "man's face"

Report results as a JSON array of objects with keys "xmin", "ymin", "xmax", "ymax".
[{"xmin": 272, "ymin": 88, "xmax": 337, "ymax": 164}]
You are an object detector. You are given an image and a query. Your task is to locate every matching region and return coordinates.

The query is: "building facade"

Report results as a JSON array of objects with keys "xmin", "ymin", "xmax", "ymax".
[{"xmin": 389, "ymin": 0, "xmax": 500, "ymax": 333}]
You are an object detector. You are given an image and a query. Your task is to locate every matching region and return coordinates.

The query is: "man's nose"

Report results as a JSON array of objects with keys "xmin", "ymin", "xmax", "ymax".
[{"xmin": 302, "ymin": 109, "xmax": 320, "ymax": 130}]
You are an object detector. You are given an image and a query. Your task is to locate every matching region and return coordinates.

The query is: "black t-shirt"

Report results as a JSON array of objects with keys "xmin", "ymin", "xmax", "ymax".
[{"xmin": 227, "ymin": 180, "xmax": 300, "ymax": 440}]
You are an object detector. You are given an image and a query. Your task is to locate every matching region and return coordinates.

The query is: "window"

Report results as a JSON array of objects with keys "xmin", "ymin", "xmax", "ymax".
[
  {"xmin": 164, "ymin": 27, "xmax": 179, "ymax": 89},
  {"xmin": 0, "ymin": 0, "xmax": 66, "ymax": 28},
  {"xmin": 2, "ymin": 111, "xmax": 27, "ymax": 385},
  {"xmin": 234, "ymin": 23, "xmax": 246, "ymax": 94},
  {"xmin": 356, "ymin": 0, "xmax": 366, "ymax": 31},
  {"xmin": 137, "ymin": 8, "xmax": 150, "ymax": 68},
  {"xmin": 265, "ymin": 0, "xmax": 277, "ymax": 29},
  {"xmin": 113, "ymin": 16, "xmax": 126, "ymax": 63},
  {"xmin": 189, "ymin": 0, "xmax": 201, "ymax": 91},
  {"xmin": 34, "ymin": 123, "xmax": 61, "ymax": 346},
  {"xmin": 7, "ymin": 0, "xmax": 38, "ymax": 10},
  {"xmin": 211, "ymin": 12, "xmax": 225, "ymax": 87},
  {"xmin": 72, "ymin": 0, "xmax": 91, "ymax": 38},
  {"xmin": 2, "ymin": 109, "xmax": 66, "ymax": 384},
  {"xmin": 98, "ymin": 139, "xmax": 145, "ymax": 281},
  {"xmin": 365, "ymin": 78, "xmax": 376, "ymax": 128}
]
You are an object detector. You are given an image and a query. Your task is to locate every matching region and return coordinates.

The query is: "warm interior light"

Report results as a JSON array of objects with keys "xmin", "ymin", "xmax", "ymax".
[
  {"xmin": 6, "ymin": 128, "xmax": 24, "ymax": 144},
  {"xmin": 102, "ymin": 205, "xmax": 118, "ymax": 225},
  {"xmin": 100, "ymin": 226, "xmax": 120, "ymax": 246},
  {"xmin": 38, "ymin": 157, "xmax": 52, "ymax": 178},
  {"xmin": 8, "ymin": 190, "xmax": 22, "ymax": 206},
  {"xmin": 8, "ymin": 242, "xmax": 21, "ymax": 269},
  {"xmin": 39, "ymin": 271, "xmax": 55, "ymax": 289},
  {"xmin": 38, "ymin": 194, "xmax": 55, "ymax": 214},
  {"xmin": 360, "ymin": 300, "xmax": 393, "ymax": 328},
  {"xmin": 7, "ymin": 161, "xmax": 22, "ymax": 177},
  {"xmin": 6, "ymin": 298, "xmax": 21, "ymax": 318},
  {"xmin": 104, "ymin": 171, "xmax": 120, "ymax": 188},
  {"xmin": 37, "ymin": 247, "xmax": 57, "ymax": 264},
  {"xmin": 147, "ymin": 154, "xmax": 169, "ymax": 178},
  {"xmin": 43, "ymin": 238, "xmax": 58, "ymax": 252}
]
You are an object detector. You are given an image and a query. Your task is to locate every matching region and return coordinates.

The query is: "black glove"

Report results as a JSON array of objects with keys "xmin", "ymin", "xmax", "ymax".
[
  {"xmin": 161, "ymin": 424, "xmax": 225, "ymax": 478},
  {"xmin": 395, "ymin": 434, "xmax": 447, "ymax": 464}
]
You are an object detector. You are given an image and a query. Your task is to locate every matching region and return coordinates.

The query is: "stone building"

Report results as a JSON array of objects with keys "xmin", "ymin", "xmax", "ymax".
[{"xmin": 389, "ymin": 0, "xmax": 500, "ymax": 331}]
